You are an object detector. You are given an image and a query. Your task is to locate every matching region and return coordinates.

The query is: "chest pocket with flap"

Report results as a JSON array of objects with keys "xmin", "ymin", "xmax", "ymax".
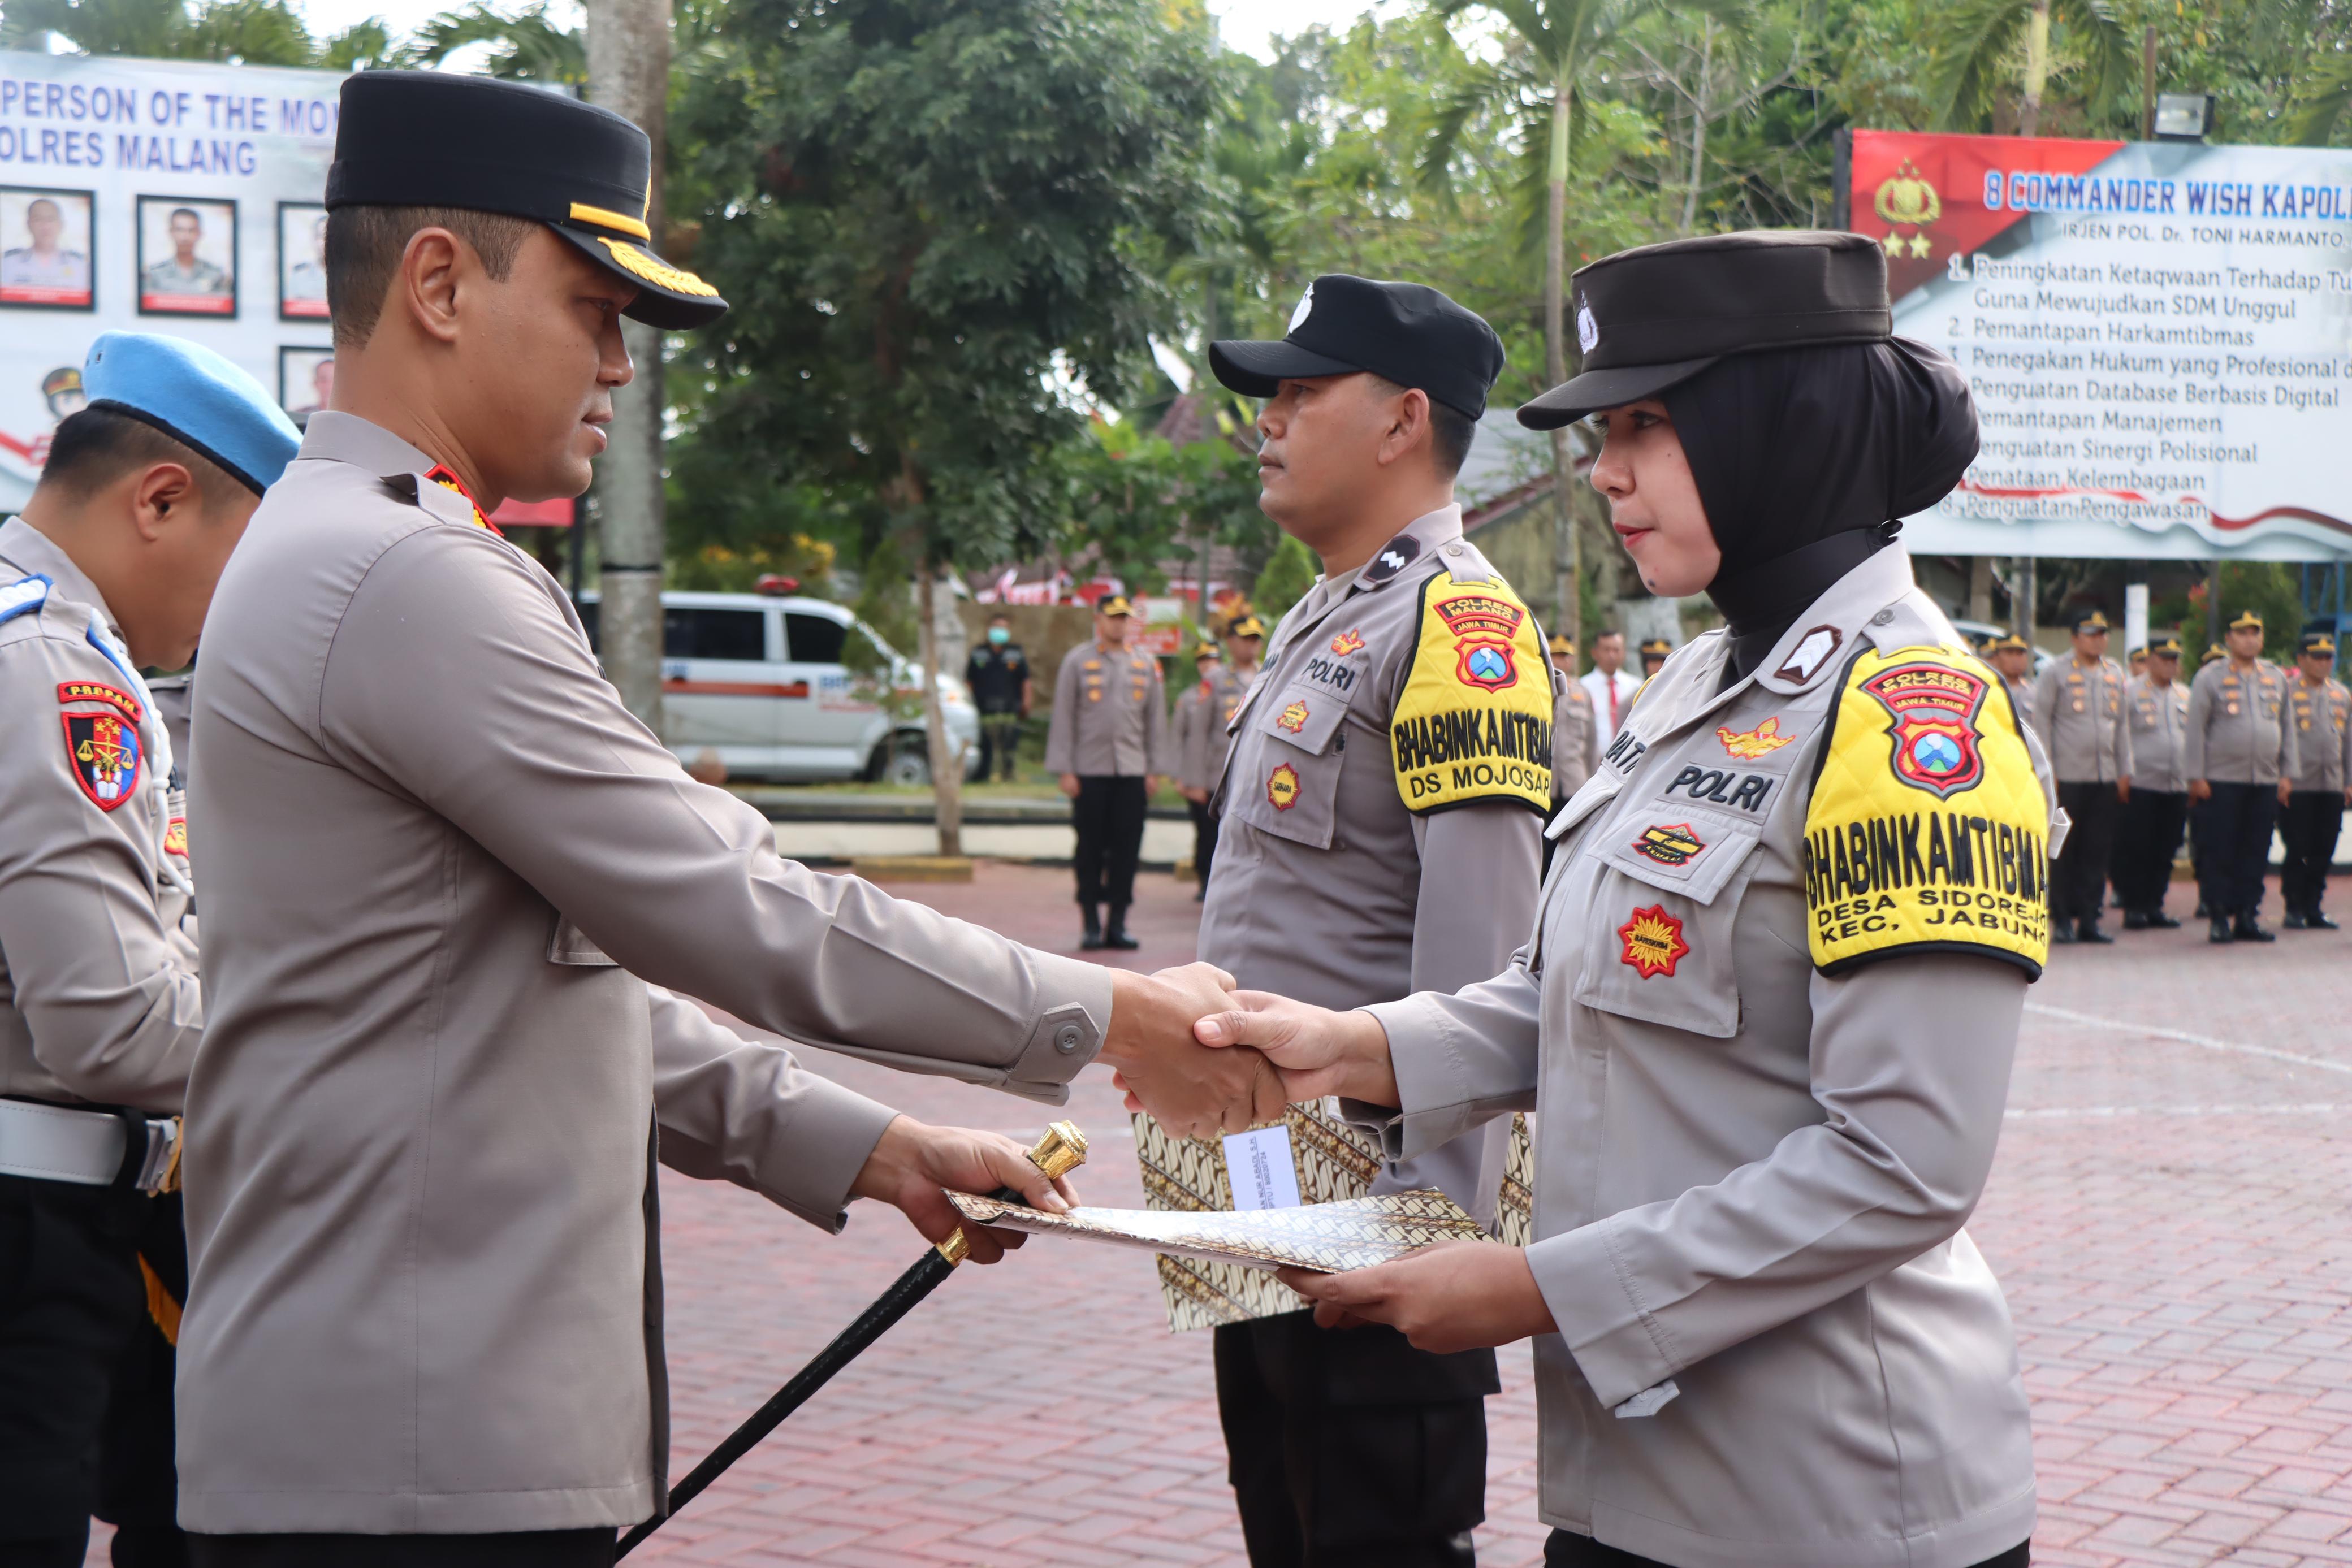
[
  {"xmin": 1229, "ymin": 678, "xmax": 1352, "ymax": 850},
  {"xmin": 548, "ymin": 915, "xmax": 619, "ymax": 966},
  {"xmin": 1566, "ymin": 781, "xmax": 1775, "ymax": 1039}
]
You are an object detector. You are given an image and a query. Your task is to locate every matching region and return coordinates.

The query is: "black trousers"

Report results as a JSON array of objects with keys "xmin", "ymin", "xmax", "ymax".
[
  {"xmin": 1544, "ymin": 1530, "xmax": 2029, "ymax": 1567},
  {"xmin": 2195, "ymin": 781, "xmax": 2280, "ymax": 919},
  {"xmin": 2281, "ymin": 789, "xmax": 2345, "ymax": 914},
  {"xmin": 2110, "ymin": 788, "xmax": 2189, "ymax": 913},
  {"xmin": 191, "ymin": 1531, "xmax": 614, "ymax": 1568},
  {"xmin": 1072, "ymin": 774, "xmax": 1148, "ymax": 909},
  {"xmin": 1216, "ymin": 1310, "xmax": 1497, "ymax": 1566},
  {"xmin": 976, "ymin": 711, "xmax": 1022, "ymax": 782},
  {"xmin": 2052, "ymin": 781, "xmax": 2120, "ymax": 926},
  {"xmin": 1187, "ymin": 797, "xmax": 1220, "ymax": 892},
  {"xmin": 0, "ymin": 1177, "xmax": 184, "ymax": 1567}
]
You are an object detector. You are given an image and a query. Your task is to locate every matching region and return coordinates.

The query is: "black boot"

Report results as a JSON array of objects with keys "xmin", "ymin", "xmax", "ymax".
[
  {"xmin": 1103, "ymin": 904, "xmax": 1139, "ymax": 950},
  {"xmin": 2122, "ymin": 909, "xmax": 2150, "ymax": 930},
  {"xmin": 2210, "ymin": 916, "xmax": 2234, "ymax": 943},
  {"xmin": 2052, "ymin": 921, "xmax": 2077, "ymax": 945},
  {"xmin": 2309, "ymin": 909, "xmax": 2341, "ymax": 930},
  {"xmin": 2284, "ymin": 908, "xmax": 2310, "ymax": 929},
  {"xmin": 1080, "ymin": 904, "xmax": 1105, "ymax": 950},
  {"xmin": 2148, "ymin": 908, "xmax": 2181, "ymax": 929},
  {"xmin": 2077, "ymin": 917, "xmax": 2115, "ymax": 945},
  {"xmin": 2234, "ymin": 912, "xmax": 2276, "ymax": 942}
]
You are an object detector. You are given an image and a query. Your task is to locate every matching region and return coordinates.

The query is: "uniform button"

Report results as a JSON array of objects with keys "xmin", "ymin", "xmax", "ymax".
[
  {"xmin": 1870, "ymin": 609, "xmax": 1894, "ymax": 626},
  {"xmin": 1444, "ymin": 543, "xmax": 1462, "ymax": 556},
  {"xmin": 1054, "ymin": 1025, "xmax": 1084, "ymax": 1054}
]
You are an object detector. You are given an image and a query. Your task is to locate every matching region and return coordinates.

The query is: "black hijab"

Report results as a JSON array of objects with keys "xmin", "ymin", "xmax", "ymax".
[{"xmin": 1662, "ymin": 339, "xmax": 1978, "ymax": 678}]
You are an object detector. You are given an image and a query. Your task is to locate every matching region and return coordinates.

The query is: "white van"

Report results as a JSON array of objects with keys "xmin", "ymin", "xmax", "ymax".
[{"xmin": 578, "ymin": 587, "xmax": 981, "ymax": 784}]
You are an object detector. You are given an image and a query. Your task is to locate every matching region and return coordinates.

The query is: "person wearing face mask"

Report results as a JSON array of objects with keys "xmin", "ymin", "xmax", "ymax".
[
  {"xmin": 964, "ymin": 612, "xmax": 1032, "ymax": 783},
  {"xmin": 1196, "ymin": 231, "xmax": 2059, "ymax": 1568}
]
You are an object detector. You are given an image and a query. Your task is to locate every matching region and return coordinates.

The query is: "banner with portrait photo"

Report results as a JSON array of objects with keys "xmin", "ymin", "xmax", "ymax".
[
  {"xmin": 278, "ymin": 200, "xmax": 327, "ymax": 319},
  {"xmin": 0, "ymin": 49, "xmax": 343, "ymax": 512},
  {"xmin": 279, "ymin": 345, "xmax": 332, "ymax": 421}
]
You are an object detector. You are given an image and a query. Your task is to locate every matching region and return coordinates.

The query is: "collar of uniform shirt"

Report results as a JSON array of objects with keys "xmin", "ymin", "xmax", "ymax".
[
  {"xmin": 0, "ymin": 514, "xmax": 123, "ymax": 638},
  {"xmin": 1319, "ymin": 503, "xmax": 1463, "ymax": 600},
  {"xmin": 297, "ymin": 410, "xmax": 446, "ymax": 483}
]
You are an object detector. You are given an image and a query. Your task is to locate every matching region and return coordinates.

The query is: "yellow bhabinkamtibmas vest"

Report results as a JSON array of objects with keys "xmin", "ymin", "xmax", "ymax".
[{"xmin": 1388, "ymin": 570, "xmax": 1555, "ymax": 815}]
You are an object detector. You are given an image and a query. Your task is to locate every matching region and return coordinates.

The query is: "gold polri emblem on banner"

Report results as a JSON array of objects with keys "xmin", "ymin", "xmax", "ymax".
[
  {"xmin": 1805, "ymin": 645, "xmax": 2051, "ymax": 978},
  {"xmin": 1873, "ymin": 158, "xmax": 1940, "ymax": 259}
]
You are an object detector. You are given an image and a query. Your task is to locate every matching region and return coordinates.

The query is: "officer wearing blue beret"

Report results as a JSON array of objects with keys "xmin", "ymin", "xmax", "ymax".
[{"xmin": 0, "ymin": 331, "xmax": 297, "ymax": 1568}]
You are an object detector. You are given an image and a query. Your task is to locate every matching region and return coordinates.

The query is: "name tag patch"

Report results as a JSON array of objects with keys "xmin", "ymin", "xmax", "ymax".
[{"xmin": 1663, "ymin": 764, "xmax": 1775, "ymax": 813}]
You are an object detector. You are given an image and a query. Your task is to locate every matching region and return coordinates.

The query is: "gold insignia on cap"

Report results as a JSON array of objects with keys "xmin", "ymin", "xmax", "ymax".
[
  {"xmin": 570, "ymin": 201, "xmax": 651, "ymax": 241},
  {"xmin": 595, "ymin": 237, "xmax": 720, "ymax": 298}
]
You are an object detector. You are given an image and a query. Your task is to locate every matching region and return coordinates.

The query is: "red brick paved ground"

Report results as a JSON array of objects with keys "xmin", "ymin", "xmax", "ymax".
[{"xmin": 89, "ymin": 865, "xmax": 2352, "ymax": 1566}]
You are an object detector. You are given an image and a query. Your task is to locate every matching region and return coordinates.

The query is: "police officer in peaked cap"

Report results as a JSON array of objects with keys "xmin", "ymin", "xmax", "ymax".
[
  {"xmin": 0, "ymin": 333, "xmax": 299, "ymax": 1567},
  {"xmin": 1185, "ymin": 273, "xmax": 1550, "ymax": 1567},
  {"xmin": 1202, "ymin": 231, "xmax": 2054, "ymax": 1568},
  {"xmin": 174, "ymin": 70, "xmax": 1276, "ymax": 1567}
]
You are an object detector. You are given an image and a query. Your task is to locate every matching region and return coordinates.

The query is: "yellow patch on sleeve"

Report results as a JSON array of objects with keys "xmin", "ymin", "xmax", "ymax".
[
  {"xmin": 1389, "ymin": 575, "xmax": 1554, "ymax": 814},
  {"xmin": 1805, "ymin": 644, "xmax": 2050, "ymax": 977}
]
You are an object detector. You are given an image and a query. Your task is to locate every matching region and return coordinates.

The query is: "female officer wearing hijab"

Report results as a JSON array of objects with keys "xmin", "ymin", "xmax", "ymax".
[{"xmin": 1195, "ymin": 231, "xmax": 2057, "ymax": 1568}]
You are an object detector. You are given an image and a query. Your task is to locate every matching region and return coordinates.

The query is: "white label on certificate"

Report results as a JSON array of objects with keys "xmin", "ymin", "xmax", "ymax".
[{"xmin": 1222, "ymin": 1125, "xmax": 1302, "ymax": 1212}]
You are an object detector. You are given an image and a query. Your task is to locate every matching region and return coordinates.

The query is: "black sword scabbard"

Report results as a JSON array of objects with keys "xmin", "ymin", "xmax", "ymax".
[{"xmin": 616, "ymin": 1120, "xmax": 1087, "ymax": 1558}]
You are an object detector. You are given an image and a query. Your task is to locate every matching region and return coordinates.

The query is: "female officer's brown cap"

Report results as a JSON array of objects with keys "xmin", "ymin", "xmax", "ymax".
[
  {"xmin": 1518, "ymin": 231, "xmax": 1892, "ymax": 429},
  {"xmin": 327, "ymin": 71, "xmax": 726, "ymax": 331}
]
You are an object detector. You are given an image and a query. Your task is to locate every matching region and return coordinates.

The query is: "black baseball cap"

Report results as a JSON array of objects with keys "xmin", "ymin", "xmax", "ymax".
[
  {"xmin": 327, "ymin": 72, "xmax": 727, "ymax": 330},
  {"xmin": 1209, "ymin": 275, "xmax": 1506, "ymax": 421},
  {"xmin": 1518, "ymin": 231, "xmax": 1892, "ymax": 429}
]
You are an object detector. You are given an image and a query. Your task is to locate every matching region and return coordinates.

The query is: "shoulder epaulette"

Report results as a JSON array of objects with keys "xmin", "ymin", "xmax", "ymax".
[
  {"xmin": 1804, "ymin": 642, "xmax": 2051, "ymax": 981},
  {"xmin": 0, "ymin": 573, "xmax": 53, "ymax": 629}
]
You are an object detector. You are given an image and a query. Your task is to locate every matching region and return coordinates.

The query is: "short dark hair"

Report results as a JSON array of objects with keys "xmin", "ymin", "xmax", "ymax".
[
  {"xmin": 169, "ymin": 206, "xmax": 200, "ymax": 224},
  {"xmin": 1594, "ymin": 629, "xmax": 1624, "ymax": 645},
  {"xmin": 988, "ymin": 610, "xmax": 1011, "ymax": 623},
  {"xmin": 325, "ymin": 205, "xmax": 535, "ymax": 349},
  {"xmin": 38, "ymin": 406, "xmax": 249, "ymax": 506},
  {"xmin": 1368, "ymin": 376, "xmax": 1477, "ymax": 479}
]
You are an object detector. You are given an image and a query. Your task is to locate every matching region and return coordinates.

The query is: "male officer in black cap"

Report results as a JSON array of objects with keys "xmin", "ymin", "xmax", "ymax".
[
  {"xmin": 2280, "ymin": 630, "xmax": 2350, "ymax": 928},
  {"xmin": 175, "ymin": 70, "xmax": 1275, "ymax": 1567},
  {"xmin": 1173, "ymin": 275, "xmax": 1550, "ymax": 1566}
]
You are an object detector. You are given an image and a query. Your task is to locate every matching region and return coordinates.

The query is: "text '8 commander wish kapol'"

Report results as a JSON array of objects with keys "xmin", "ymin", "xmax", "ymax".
[{"xmin": 174, "ymin": 71, "xmax": 1278, "ymax": 1565}]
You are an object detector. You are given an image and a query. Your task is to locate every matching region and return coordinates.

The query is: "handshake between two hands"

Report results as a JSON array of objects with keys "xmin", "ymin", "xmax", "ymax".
[{"xmin": 851, "ymin": 968, "xmax": 1551, "ymax": 1353}]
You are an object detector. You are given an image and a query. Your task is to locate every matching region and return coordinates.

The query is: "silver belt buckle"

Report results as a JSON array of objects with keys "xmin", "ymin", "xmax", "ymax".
[{"xmin": 133, "ymin": 1117, "xmax": 180, "ymax": 1194}]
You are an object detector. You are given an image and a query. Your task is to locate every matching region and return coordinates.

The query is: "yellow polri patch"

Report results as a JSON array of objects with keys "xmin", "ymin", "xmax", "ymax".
[
  {"xmin": 1389, "ymin": 574, "xmax": 1553, "ymax": 815},
  {"xmin": 1805, "ymin": 643, "xmax": 2050, "ymax": 978}
]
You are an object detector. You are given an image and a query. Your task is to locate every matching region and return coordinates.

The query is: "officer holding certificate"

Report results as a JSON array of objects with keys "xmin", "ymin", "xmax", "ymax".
[{"xmin": 1202, "ymin": 233, "xmax": 2050, "ymax": 1568}]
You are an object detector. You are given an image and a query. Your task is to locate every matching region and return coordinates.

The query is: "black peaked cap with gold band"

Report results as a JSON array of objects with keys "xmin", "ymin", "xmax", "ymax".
[{"xmin": 326, "ymin": 71, "xmax": 726, "ymax": 331}]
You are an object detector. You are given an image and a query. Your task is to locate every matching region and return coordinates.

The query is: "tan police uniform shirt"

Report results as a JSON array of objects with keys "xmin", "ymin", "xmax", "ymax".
[
  {"xmin": 1553, "ymin": 668, "xmax": 1602, "ymax": 800},
  {"xmin": 1348, "ymin": 547, "xmax": 2054, "ymax": 1568},
  {"xmin": 1174, "ymin": 661, "xmax": 1253, "ymax": 794},
  {"xmin": 1202, "ymin": 506, "xmax": 1546, "ymax": 1222},
  {"xmin": 0, "ymin": 518, "xmax": 200, "ymax": 1112},
  {"xmin": 2124, "ymin": 674, "xmax": 2192, "ymax": 795},
  {"xmin": 178, "ymin": 413, "xmax": 1117, "ymax": 1535},
  {"xmin": 2184, "ymin": 656, "xmax": 2298, "ymax": 786},
  {"xmin": 2002, "ymin": 674, "xmax": 2037, "ymax": 735},
  {"xmin": 1042, "ymin": 638, "xmax": 1170, "ymax": 777},
  {"xmin": 2029, "ymin": 652, "xmax": 2132, "ymax": 783},
  {"xmin": 2287, "ymin": 672, "xmax": 2352, "ymax": 794}
]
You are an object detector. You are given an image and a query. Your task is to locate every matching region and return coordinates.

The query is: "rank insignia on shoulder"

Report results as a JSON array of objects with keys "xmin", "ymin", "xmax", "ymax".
[
  {"xmin": 1805, "ymin": 644, "xmax": 2049, "ymax": 980},
  {"xmin": 63, "ymin": 710, "xmax": 142, "ymax": 812},
  {"xmin": 1775, "ymin": 625, "xmax": 1844, "ymax": 685},
  {"xmin": 1330, "ymin": 629, "xmax": 1365, "ymax": 657},
  {"xmin": 423, "ymin": 464, "xmax": 495, "ymax": 531},
  {"xmin": 1716, "ymin": 717, "xmax": 1793, "ymax": 759},
  {"xmin": 1266, "ymin": 762, "xmax": 1301, "ymax": 811},
  {"xmin": 1618, "ymin": 905, "xmax": 1689, "ymax": 979},
  {"xmin": 1361, "ymin": 535, "xmax": 1421, "ymax": 582},
  {"xmin": 1277, "ymin": 699, "xmax": 1309, "ymax": 733},
  {"xmin": 58, "ymin": 680, "xmax": 141, "ymax": 723}
]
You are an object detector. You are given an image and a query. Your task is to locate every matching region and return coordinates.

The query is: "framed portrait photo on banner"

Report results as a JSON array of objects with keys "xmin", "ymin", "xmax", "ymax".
[
  {"xmin": 137, "ymin": 194, "xmax": 237, "ymax": 315},
  {"xmin": 0, "ymin": 187, "xmax": 96, "ymax": 310},
  {"xmin": 279, "ymin": 200, "xmax": 328, "ymax": 320},
  {"xmin": 279, "ymin": 345, "xmax": 334, "ymax": 422}
]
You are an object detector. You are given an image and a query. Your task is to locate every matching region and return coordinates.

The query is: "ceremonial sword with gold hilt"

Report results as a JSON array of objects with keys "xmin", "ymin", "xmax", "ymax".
[{"xmin": 616, "ymin": 1120, "xmax": 1089, "ymax": 1558}]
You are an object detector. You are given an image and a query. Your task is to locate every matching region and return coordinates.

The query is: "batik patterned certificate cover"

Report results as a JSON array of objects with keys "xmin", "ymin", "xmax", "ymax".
[
  {"xmin": 1129, "ymin": 1106, "xmax": 1535, "ymax": 1331},
  {"xmin": 946, "ymin": 1188, "xmax": 1490, "ymax": 1275}
]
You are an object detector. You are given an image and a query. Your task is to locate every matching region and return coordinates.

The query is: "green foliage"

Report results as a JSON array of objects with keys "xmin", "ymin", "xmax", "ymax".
[
  {"xmin": 1252, "ymin": 533, "xmax": 1319, "ymax": 625},
  {"xmin": 664, "ymin": 0, "xmax": 1224, "ymax": 587},
  {"xmin": 1051, "ymin": 415, "xmax": 1270, "ymax": 597},
  {"xmin": 2, "ymin": 0, "xmax": 404, "ymax": 67},
  {"xmin": 2152, "ymin": 564, "xmax": 2311, "ymax": 662},
  {"xmin": 406, "ymin": 2, "xmax": 583, "ymax": 83}
]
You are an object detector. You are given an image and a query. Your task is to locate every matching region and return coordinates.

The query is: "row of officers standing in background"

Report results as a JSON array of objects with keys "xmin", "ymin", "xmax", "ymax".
[{"xmin": 1991, "ymin": 609, "xmax": 2351, "ymax": 946}]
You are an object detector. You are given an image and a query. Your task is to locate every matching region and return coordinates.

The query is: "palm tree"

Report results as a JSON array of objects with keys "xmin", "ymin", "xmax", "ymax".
[
  {"xmin": 1929, "ymin": 0, "xmax": 2130, "ymax": 137},
  {"xmin": 1422, "ymin": 0, "xmax": 1745, "ymax": 649},
  {"xmin": 407, "ymin": 1, "xmax": 585, "ymax": 83}
]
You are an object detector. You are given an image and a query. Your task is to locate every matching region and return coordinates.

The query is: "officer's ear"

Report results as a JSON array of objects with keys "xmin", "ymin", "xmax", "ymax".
[
  {"xmin": 395, "ymin": 227, "xmax": 468, "ymax": 346},
  {"xmin": 1374, "ymin": 384, "xmax": 1432, "ymax": 472},
  {"xmin": 128, "ymin": 462, "xmax": 201, "ymax": 540}
]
